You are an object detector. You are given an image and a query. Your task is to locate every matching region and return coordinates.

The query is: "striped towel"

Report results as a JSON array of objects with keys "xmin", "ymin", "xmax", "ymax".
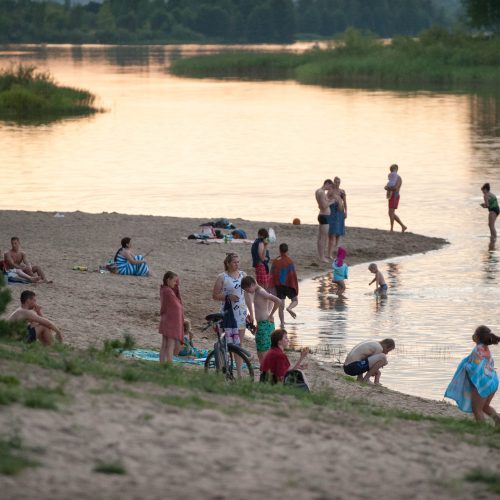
[{"xmin": 116, "ymin": 253, "xmax": 149, "ymax": 276}]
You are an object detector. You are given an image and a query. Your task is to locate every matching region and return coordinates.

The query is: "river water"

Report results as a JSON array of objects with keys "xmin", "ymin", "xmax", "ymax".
[{"xmin": 1, "ymin": 44, "xmax": 500, "ymax": 405}]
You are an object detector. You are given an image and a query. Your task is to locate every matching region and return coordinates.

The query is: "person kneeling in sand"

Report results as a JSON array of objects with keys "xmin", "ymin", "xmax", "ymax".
[
  {"xmin": 4, "ymin": 237, "xmax": 52, "ymax": 283},
  {"xmin": 343, "ymin": 338, "xmax": 395, "ymax": 384},
  {"xmin": 8, "ymin": 290, "xmax": 63, "ymax": 346},
  {"xmin": 241, "ymin": 276, "xmax": 281, "ymax": 365}
]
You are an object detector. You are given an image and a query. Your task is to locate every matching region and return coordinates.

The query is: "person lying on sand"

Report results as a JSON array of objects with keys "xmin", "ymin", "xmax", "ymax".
[
  {"xmin": 8, "ymin": 290, "xmax": 63, "ymax": 346},
  {"xmin": 343, "ymin": 338, "xmax": 395, "ymax": 385},
  {"xmin": 4, "ymin": 237, "xmax": 52, "ymax": 283}
]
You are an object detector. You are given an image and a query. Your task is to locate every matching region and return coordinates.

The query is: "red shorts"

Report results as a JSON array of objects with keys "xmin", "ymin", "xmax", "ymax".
[
  {"xmin": 388, "ymin": 192, "xmax": 400, "ymax": 209},
  {"xmin": 255, "ymin": 263, "xmax": 269, "ymax": 288}
]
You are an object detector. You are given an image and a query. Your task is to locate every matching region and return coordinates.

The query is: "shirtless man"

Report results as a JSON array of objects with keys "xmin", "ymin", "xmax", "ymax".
[
  {"xmin": 241, "ymin": 275, "xmax": 282, "ymax": 365},
  {"xmin": 343, "ymin": 338, "xmax": 395, "ymax": 384},
  {"xmin": 4, "ymin": 237, "xmax": 51, "ymax": 283},
  {"xmin": 8, "ymin": 290, "xmax": 63, "ymax": 346},
  {"xmin": 385, "ymin": 165, "xmax": 407, "ymax": 233},
  {"xmin": 315, "ymin": 179, "xmax": 334, "ymax": 263}
]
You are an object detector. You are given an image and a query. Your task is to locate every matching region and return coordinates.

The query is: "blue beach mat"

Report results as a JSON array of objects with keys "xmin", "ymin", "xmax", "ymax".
[{"xmin": 121, "ymin": 349, "xmax": 208, "ymax": 365}]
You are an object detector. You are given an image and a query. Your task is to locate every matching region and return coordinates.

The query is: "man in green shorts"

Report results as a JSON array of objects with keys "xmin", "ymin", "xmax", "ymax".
[{"xmin": 241, "ymin": 276, "xmax": 282, "ymax": 367}]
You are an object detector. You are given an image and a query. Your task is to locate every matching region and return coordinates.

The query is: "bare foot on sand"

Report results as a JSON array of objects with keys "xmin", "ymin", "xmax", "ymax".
[
  {"xmin": 286, "ymin": 308, "xmax": 297, "ymax": 319},
  {"xmin": 320, "ymin": 258, "xmax": 330, "ymax": 263},
  {"xmin": 402, "ymin": 225, "xmax": 407, "ymax": 233}
]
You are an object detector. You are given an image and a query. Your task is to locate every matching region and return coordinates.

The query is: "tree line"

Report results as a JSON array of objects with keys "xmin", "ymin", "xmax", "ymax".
[{"xmin": 0, "ymin": 0, "xmax": 453, "ymax": 44}]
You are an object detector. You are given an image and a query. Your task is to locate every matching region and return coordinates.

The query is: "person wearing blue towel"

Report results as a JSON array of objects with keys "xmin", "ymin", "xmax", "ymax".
[{"xmin": 114, "ymin": 237, "xmax": 152, "ymax": 277}]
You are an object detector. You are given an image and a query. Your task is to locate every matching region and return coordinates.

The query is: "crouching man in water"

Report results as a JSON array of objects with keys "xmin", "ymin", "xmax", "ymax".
[
  {"xmin": 343, "ymin": 338, "xmax": 395, "ymax": 384},
  {"xmin": 8, "ymin": 290, "xmax": 63, "ymax": 346}
]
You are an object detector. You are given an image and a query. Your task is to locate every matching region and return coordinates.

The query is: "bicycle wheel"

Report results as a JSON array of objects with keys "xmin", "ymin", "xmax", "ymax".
[
  {"xmin": 226, "ymin": 346, "xmax": 254, "ymax": 381},
  {"xmin": 204, "ymin": 348, "xmax": 222, "ymax": 373}
]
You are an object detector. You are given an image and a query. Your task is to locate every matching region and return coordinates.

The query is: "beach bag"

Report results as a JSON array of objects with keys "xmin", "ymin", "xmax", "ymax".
[
  {"xmin": 268, "ymin": 227, "xmax": 277, "ymax": 243},
  {"xmin": 231, "ymin": 228, "xmax": 247, "ymax": 239},
  {"xmin": 284, "ymin": 370, "xmax": 310, "ymax": 392}
]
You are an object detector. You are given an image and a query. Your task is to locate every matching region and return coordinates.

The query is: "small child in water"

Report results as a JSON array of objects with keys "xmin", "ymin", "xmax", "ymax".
[
  {"xmin": 332, "ymin": 246, "xmax": 348, "ymax": 296},
  {"xmin": 385, "ymin": 170, "xmax": 398, "ymax": 199},
  {"xmin": 368, "ymin": 263, "xmax": 388, "ymax": 296}
]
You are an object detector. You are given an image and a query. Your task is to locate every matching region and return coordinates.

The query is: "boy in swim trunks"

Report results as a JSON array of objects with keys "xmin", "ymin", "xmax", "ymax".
[
  {"xmin": 368, "ymin": 263, "xmax": 388, "ymax": 296},
  {"xmin": 270, "ymin": 243, "xmax": 299, "ymax": 328},
  {"xmin": 241, "ymin": 275, "xmax": 282, "ymax": 366},
  {"xmin": 343, "ymin": 338, "xmax": 395, "ymax": 384}
]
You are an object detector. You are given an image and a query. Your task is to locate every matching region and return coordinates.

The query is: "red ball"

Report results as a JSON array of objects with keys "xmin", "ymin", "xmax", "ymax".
[{"xmin": 292, "ymin": 218, "xmax": 301, "ymax": 225}]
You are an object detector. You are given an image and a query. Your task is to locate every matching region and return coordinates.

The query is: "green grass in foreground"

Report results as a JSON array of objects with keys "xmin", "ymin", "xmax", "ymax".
[
  {"xmin": 465, "ymin": 469, "xmax": 500, "ymax": 495},
  {"xmin": 170, "ymin": 27, "xmax": 500, "ymax": 91},
  {"xmin": 93, "ymin": 461, "xmax": 127, "ymax": 475},
  {"xmin": 1, "ymin": 336, "xmax": 499, "ymax": 447},
  {"xmin": 0, "ymin": 65, "xmax": 100, "ymax": 122},
  {"xmin": 0, "ymin": 435, "xmax": 38, "ymax": 476}
]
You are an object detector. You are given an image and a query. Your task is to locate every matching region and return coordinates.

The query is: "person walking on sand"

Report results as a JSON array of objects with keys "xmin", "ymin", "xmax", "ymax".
[
  {"xmin": 241, "ymin": 276, "xmax": 281, "ymax": 365},
  {"xmin": 315, "ymin": 179, "xmax": 334, "ymax": 263},
  {"xmin": 8, "ymin": 290, "xmax": 63, "ymax": 345},
  {"xmin": 269, "ymin": 243, "xmax": 299, "ymax": 328},
  {"xmin": 385, "ymin": 164, "xmax": 407, "ymax": 233},
  {"xmin": 445, "ymin": 325, "xmax": 500, "ymax": 424},
  {"xmin": 4, "ymin": 237, "xmax": 52, "ymax": 283},
  {"xmin": 343, "ymin": 338, "xmax": 395, "ymax": 384},
  {"xmin": 159, "ymin": 271, "xmax": 184, "ymax": 363},
  {"xmin": 251, "ymin": 228, "xmax": 271, "ymax": 289},
  {"xmin": 481, "ymin": 183, "xmax": 499, "ymax": 241},
  {"xmin": 368, "ymin": 263, "xmax": 388, "ymax": 296}
]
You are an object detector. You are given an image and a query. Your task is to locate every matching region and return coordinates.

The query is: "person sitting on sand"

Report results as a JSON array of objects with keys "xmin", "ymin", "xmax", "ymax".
[
  {"xmin": 8, "ymin": 290, "xmax": 63, "ymax": 345},
  {"xmin": 4, "ymin": 237, "xmax": 52, "ymax": 283},
  {"xmin": 480, "ymin": 183, "xmax": 499, "ymax": 241},
  {"xmin": 269, "ymin": 243, "xmax": 299, "ymax": 328},
  {"xmin": 1, "ymin": 246, "xmax": 41, "ymax": 284},
  {"xmin": 343, "ymin": 338, "xmax": 395, "ymax": 384},
  {"xmin": 241, "ymin": 276, "xmax": 282, "ymax": 365},
  {"xmin": 332, "ymin": 246, "xmax": 348, "ymax": 296},
  {"xmin": 260, "ymin": 328, "xmax": 309, "ymax": 390},
  {"xmin": 368, "ymin": 263, "xmax": 388, "ymax": 296},
  {"xmin": 159, "ymin": 271, "xmax": 184, "ymax": 363},
  {"xmin": 251, "ymin": 228, "xmax": 271, "ymax": 289},
  {"xmin": 114, "ymin": 237, "xmax": 152, "ymax": 277},
  {"xmin": 445, "ymin": 325, "xmax": 500, "ymax": 424}
]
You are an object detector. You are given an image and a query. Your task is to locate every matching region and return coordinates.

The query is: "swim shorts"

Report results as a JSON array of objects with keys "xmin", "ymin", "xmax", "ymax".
[
  {"xmin": 380, "ymin": 284, "xmax": 388, "ymax": 291},
  {"xmin": 275, "ymin": 285, "xmax": 298, "ymax": 300},
  {"xmin": 388, "ymin": 192, "xmax": 400, "ymax": 209},
  {"xmin": 343, "ymin": 359, "xmax": 370, "ymax": 376},
  {"xmin": 317, "ymin": 214, "xmax": 330, "ymax": 225},
  {"xmin": 255, "ymin": 263, "xmax": 269, "ymax": 288},
  {"xmin": 26, "ymin": 325, "xmax": 37, "ymax": 344},
  {"xmin": 255, "ymin": 320, "xmax": 275, "ymax": 352},
  {"xmin": 489, "ymin": 207, "xmax": 500, "ymax": 216}
]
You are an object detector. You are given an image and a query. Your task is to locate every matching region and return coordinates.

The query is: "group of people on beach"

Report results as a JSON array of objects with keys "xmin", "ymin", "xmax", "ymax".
[{"xmin": 3, "ymin": 163, "xmax": 500, "ymax": 422}]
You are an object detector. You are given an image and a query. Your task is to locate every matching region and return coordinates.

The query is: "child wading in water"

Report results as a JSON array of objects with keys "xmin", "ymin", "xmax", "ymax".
[
  {"xmin": 445, "ymin": 325, "xmax": 500, "ymax": 424},
  {"xmin": 368, "ymin": 263, "xmax": 388, "ymax": 296},
  {"xmin": 159, "ymin": 271, "xmax": 184, "ymax": 363},
  {"xmin": 481, "ymin": 183, "xmax": 499, "ymax": 240},
  {"xmin": 332, "ymin": 246, "xmax": 348, "ymax": 296}
]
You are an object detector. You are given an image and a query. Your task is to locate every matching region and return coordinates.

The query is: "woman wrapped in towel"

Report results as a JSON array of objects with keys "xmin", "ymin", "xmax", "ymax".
[
  {"xmin": 445, "ymin": 325, "xmax": 500, "ymax": 424},
  {"xmin": 114, "ymin": 237, "xmax": 151, "ymax": 276}
]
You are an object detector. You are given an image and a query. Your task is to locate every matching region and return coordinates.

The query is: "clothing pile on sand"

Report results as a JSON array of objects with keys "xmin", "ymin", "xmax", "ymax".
[{"xmin": 187, "ymin": 218, "xmax": 248, "ymax": 241}]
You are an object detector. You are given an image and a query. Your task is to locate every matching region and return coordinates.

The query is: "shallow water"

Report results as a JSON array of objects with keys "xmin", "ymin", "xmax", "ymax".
[{"xmin": 1, "ymin": 45, "xmax": 500, "ymax": 406}]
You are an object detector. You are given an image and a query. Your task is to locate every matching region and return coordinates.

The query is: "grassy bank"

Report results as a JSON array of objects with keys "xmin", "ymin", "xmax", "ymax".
[
  {"xmin": 0, "ymin": 65, "xmax": 100, "ymax": 122},
  {"xmin": 170, "ymin": 28, "xmax": 500, "ymax": 90}
]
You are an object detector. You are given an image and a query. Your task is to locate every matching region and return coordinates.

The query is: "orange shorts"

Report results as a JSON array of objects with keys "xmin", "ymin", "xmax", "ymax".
[{"xmin": 388, "ymin": 192, "xmax": 400, "ymax": 209}]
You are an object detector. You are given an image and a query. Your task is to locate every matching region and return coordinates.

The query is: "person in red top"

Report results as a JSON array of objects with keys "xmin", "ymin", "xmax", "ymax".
[
  {"xmin": 159, "ymin": 271, "xmax": 184, "ymax": 363},
  {"xmin": 260, "ymin": 328, "xmax": 309, "ymax": 383}
]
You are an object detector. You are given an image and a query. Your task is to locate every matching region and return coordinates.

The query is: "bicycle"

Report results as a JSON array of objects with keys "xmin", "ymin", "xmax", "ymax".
[{"xmin": 203, "ymin": 313, "xmax": 254, "ymax": 381}]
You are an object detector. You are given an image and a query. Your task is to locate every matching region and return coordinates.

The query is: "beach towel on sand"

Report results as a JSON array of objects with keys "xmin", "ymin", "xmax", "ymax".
[
  {"xmin": 269, "ymin": 255, "xmax": 298, "ymax": 293},
  {"xmin": 121, "ymin": 349, "xmax": 208, "ymax": 364},
  {"xmin": 116, "ymin": 252, "xmax": 149, "ymax": 276},
  {"xmin": 445, "ymin": 344, "xmax": 499, "ymax": 413}
]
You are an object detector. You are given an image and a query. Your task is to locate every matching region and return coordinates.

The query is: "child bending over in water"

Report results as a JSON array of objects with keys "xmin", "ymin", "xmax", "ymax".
[
  {"xmin": 445, "ymin": 325, "xmax": 500, "ymax": 424},
  {"xmin": 368, "ymin": 263, "xmax": 388, "ymax": 296},
  {"xmin": 481, "ymin": 183, "xmax": 499, "ymax": 240},
  {"xmin": 332, "ymin": 246, "xmax": 348, "ymax": 296}
]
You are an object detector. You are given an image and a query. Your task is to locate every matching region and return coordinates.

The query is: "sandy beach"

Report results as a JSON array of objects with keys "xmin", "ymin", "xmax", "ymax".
[{"xmin": 3, "ymin": 210, "xmax": 500, "ymax": 499}]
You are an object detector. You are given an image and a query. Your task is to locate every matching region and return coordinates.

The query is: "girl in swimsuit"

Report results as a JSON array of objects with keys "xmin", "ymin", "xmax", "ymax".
[{"xmin": 481, "ymin": 183, "xmax": 499, "ymax": 240}]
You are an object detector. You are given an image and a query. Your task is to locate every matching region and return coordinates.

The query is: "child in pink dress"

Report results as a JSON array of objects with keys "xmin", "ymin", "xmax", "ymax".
[{"xmin": 159, "ymin": 271, "xmax": 184, "ymax": 363}]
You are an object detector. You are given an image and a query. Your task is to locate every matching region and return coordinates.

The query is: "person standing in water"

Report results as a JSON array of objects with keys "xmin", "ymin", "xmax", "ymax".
[
  {"xmin": 315, "ymin": 179, "xmax": 334, "ymax": 263},
  {"xmin": 385, "ymin": 164, "xmax": 407, "ymax": 233},
  {"xmin": 481, "ymin": 183, "xmax": 499, "ymax": 240}
]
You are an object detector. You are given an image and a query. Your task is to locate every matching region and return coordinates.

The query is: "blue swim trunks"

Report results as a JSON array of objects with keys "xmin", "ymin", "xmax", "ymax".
[
  {"xmin": 343, "ymin": 359, "xmax": 369, "ymax": 376},
  {"xmin": 380, "ymin": 284, "xmax": 388, "ymax": 291}
]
